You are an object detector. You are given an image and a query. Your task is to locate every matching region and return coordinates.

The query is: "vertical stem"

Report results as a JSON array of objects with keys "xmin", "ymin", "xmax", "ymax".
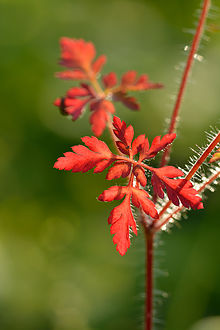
[
  {"xmin": 145, "ymin": 231, "xmax": 154, "ymax": 330},
  {"xmin": 160, "ymin": 0, "xmax": 211, "ymax": 167}
]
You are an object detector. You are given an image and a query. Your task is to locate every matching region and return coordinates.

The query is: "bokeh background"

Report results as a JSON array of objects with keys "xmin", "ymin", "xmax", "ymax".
[{"xmin": 1, "ymin": 0, "xmax": 220, "ymax": 329}]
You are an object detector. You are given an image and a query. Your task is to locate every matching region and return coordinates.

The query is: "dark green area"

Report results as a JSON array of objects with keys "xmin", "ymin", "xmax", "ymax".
[{"xmin": 0, "ymin": 0, "xmax": 220, "ymax": 329}]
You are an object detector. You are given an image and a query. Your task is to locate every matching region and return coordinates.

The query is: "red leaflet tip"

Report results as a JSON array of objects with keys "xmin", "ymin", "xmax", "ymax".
[
  {"xmin": 197, "ymin": 202, "xmax": 204, "ymax": 210},
  {"xmin": 97, "ymin": 194, "xmax": 104, "ymax": 202},
  {"xmin": 92, "ymin": 55, "xmax": 107, "ymax": 74},
  {"xmin": 54, "ymin": 98, "xmax": 61, "ymax": 107},
  {"xmin": 102, "ymin": 72, "xmax": 118, "ymax": 88}
]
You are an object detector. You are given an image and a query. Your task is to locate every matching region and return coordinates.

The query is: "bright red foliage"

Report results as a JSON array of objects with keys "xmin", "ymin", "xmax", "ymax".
[
  {"xmin": 151, "ymin": 167, "xmax": 204, "ymax": 209},
  {"xmin": 54, "ymin": 116, "xmax": 203, "ymax": 255},
  {"xmin": 54, "ymin": 38, "xmax": 163, "ymax": 136},
  {"xmin": 102, "ymin": 72, "xmax": 118, "ymax": 88},
  {"xmin": 107, "ymin": 196, "xmax": 137, "ymax": 256},
  {"xmin": 59, "ymin": 37, "xmax": 96, "ymax": 70},
  {"xmin": 90, "ymin": 100, "xmax": 115, "ymax": 136}
]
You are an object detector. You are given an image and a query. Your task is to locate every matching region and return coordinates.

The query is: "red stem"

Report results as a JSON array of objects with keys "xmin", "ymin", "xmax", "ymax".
[
  {"xmin": 185, "ymin": 132, "xmax": 220, "ymax": 181},
  {"xmin": 145, "ymin": 231, "xmax": 154, "ymax": 330},
  {"xmin": 160, "ymin": 0, "xmax": 211, "ymax": 167}
]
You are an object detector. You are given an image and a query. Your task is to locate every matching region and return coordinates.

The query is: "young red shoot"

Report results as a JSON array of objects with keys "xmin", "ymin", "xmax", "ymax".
[
  {"xmin": 54, "ymin": 38, "xmax": 163, "ymax": 136},
  {"xmin": 54, "ymin": 116, "xmax": 203, "ymax": 255}
]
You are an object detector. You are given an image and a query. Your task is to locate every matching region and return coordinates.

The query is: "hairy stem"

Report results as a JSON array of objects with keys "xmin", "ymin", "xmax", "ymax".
[
  {"xmin": 160, "ymin": 0, "xmax": 211, "ymax": 167},
  {"xmin": 156, "ymin": 132, "xmax": 220, "ymax": 224},
  {"xmin": 145, "ymin": 230, "xmax": 154, "ymax": 330},
  {"xmin": 185, "ymin": 132, "xmax": 220, "ymax": 181}
]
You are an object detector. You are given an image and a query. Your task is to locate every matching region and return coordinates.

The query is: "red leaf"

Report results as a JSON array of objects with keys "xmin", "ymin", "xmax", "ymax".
[
  {"xmin": 66, "ymin": 85, "xmax": 93, "ymax": 98},
  {"xmin": 131, "ymin": 188, "xmax": 158, "ymax": 219},
  {"xmin": 114, "ymin": 92, "xmax": 140, "ymax": 110},
  {"xmin": 102, "ymin": 72, "xmax": 118, "ymax": 88},
  {"xmin": 55, "ymin": 70, "xmax": 87, "ymax": 80},
  {"xmin": 53, "ymin": 98, "xmax": 62, "ymax": 107},
  {"xmin": 115, "ymin": 141, "xmax": 130, "ymax": 155},
  {"xmin": 120, "ymin": 71, "xmax": 163, "ymax": 91},
  {"xmin": 59, "ymin": 37, "xmax": 96, "ymax": 70},
  {"xmin": 53, "ymin": 97, "xmax": 89, "ymax": 120},
  {"xmin": 81, "ymin": 136, "xmax": 112, "ymax": 156},
  {"xmin": 140, "ymin": 133, "xmax": 176, "ymax": 160},
  {"xmin": 151, "ymin": 173, "xmax": 164, "ymax": 199},
  {"xmin": 151, "ymin": 167, "xmax": 203, "ymax": 209},
  {"xmin": 108, "ymin": 196, "xmax": 137, "ymax": 255},
  {"xmin": 132, "ymin": 74, "xmax": 163, "ymax": 91},
  {"xmin": 64, "ymin": 98, "xmax": 89, "ymax": 121},
  {"xmin": 138, "ymin": 138, "xmax": 150, "ymax": 160},
  {"xmin": 133, "ymin": 166, "xmax": 147, "ymax": 187},
  {"xmin": 92, "ymin": 55, "xmax": 106, "ymax": 74},
  {"xmin": 113, "ymin": 116, "xmax": 134, "ymax": 148},
  {"xmin": 94, "ymin": 159, "xmax": 114, "ymax": 173},
  {"xmin": 154, "ymin": 166, "xmax": 184, "ymax": 178},
  {"xmin": 121, "ymin": 71, "xmax": 137, "ymax": 87},
  {"xmin": 106, "ymin": 161, "xmax": 131, "ymax": 180},
  {"xmin": 122, "ymin": 95, "xmax": 140, "ymax": 110},
  {"xmin": 54, "ymin": 136, "xmax": 113, "ymax": 173},
  {"xmin": 98, "ymin": 186, "xmax": 128, "ymax": 202},
  {"xmin": 90, "ymin": 109, "xmax": 108, "ymax": 137},
  {"xmin": 90, "ymin": 100, "xmax": 115, "ymax": 136},
  {"xmin": 132, "ymin": 134, "xmax": 146, "ymax": 156}
]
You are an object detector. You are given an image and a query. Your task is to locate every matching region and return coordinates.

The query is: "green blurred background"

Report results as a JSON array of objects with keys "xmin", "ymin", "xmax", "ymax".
[{"xmin": 0, "ymin": 0, "xmax": 220, "ymax": 329}]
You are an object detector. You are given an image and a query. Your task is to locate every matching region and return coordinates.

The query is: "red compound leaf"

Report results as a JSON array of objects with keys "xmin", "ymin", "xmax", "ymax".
[
  {"xmin": 209, "ymin": 148, "xmax": 220, "ymax": 163},
  {"xmin": 55, "ymin": 38, "xmax": 164, "ymax": 138},
  {"xmin": 106, "ymin": 161, "xmax": 131, "ymax": 180},
  {"xmin": 57, "ymin": 38, "xmax": 107, "ymax": 79},
  {"xmin": 151, "ymin": 167, "xmax": 203, "ymax": 209},
  {"xmin": 139, "ymin": 133, "xmax": 176, "ymax": 161},
  {"xmin": 131, "ymin": 188, "xmax": 158, "ymax": 219},
  {"xmin": 54, "ymin": 136, "xmax": 114, "ymax": 173},
  {"xmin": 59, "ymin": 37, "xmax": 96, "ymax": 70},
  {"xmin": 90, "ymin": 100, "xmax": 115, "ymax": 136},
  {"xmin": 102, "ymin": 72, "xmax": 118, "ymax": 88}
]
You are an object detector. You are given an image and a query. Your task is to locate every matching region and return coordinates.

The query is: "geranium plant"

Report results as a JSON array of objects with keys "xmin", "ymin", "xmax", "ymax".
[{"xmin": 52, "ymin": 0, "xmax": 220, "ymax": 328}]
